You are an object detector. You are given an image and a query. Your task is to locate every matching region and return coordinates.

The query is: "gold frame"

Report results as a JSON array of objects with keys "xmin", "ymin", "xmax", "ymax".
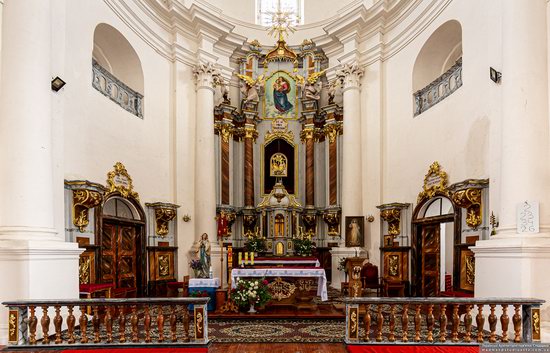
[
  {"xmin": 417, "ymin": 161, "xmax": 449, "ymax": 203},
  {"xmin": 260, "ymin": 135, "xmax": 299, "ymax": 197},
  {"xmin": 106, "ymin": 162, "xmax": 139, "ymax": 200},
  {"xmin": 262, "ymin": 70, "xmax": 300, "ymax": 120}
]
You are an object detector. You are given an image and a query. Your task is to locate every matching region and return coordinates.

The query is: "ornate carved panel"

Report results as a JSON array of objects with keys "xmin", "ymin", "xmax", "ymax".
[{"xmin": 459, "ymin": 248, "xmax": 475, "ymax": 292}]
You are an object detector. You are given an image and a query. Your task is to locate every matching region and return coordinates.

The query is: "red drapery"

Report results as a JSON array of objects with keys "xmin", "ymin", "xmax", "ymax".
[{"xmin": 347, "ymin": 345, "xmax": 479, "ymax": 353}]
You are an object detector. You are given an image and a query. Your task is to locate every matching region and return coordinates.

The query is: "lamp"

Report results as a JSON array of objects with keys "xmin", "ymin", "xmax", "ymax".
[
  {"xmin": 51, "ymin": 76, "xmax": 66, "ymax": 92},
  {"xmin": 489, "ymin": 67, "xmax": 501, "ymax": 84}
]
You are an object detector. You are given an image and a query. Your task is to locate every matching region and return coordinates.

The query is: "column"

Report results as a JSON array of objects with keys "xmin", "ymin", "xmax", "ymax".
[
  {"xmin": 473, "ymin": 0, "xmax": 550, "ymax": 316},
  {"xmin": 0, "ymin": 0, "xmax": 81, "ymax": 344},
  {"xmin": 242, "ymin": 110, "xmax": 258, "ymax": 238},
  {"xmin": 337, "ymin": 64, "xmax": 365, "ymax": 227},
  {"xmin": 193, "ymin": 63, "xmax": 219, "ymax": 239}
]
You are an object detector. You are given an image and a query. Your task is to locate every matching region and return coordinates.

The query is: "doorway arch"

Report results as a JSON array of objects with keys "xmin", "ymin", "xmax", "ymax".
[
  {"xmin": 411, "ymin": 195, "xmax": 461, "ymax": 297},
  {"xmin": 97, "ymin": 193, "xmax": 146, "ymax": 297}
]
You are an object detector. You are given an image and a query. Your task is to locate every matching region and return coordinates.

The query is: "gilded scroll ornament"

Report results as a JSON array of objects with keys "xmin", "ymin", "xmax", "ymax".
[
  {"xmin": 533, "ymin": 309, "xmax": 541, "ymax": 336},
  {"xmin": 79, "ymin": 256, "xmax": 91, "ymax": 284},
  {"xmin": 301, "ymin": 214, "xmax": 316, "ymax": 239},
  {"xmin": 244, "ymin": 126, "xmax": 259, "ymax": 141},
  {"xmin": 267, "ymin": 277, "xmax": 296, "ymax": 301},
  {"xmin": 214, "ymin": 123, "xmax": 234, "ymax": 143},
  {"xmin": 350, "ymin": 309, "xmax": 358, "ymax": 339},
  {"xmin": 323, "ymin": 211, "xmax": 341, "ymax": 237},
  {"xmin": 300, "ymin": 126, "xmax": 316, "ymax": 141},
  {"xmin": 417, "ymin": 161, "xmax": 449, "ymax": 203},
  {"xmin": 323, "ymin": 123, "xmax": 342, "ymax": 144},
  {"xmin": 8, "ymin": 310, "xmax": 18, "ymax": 343},
  {"xmin": 465, "ymin": 254, "xmax": 475, "ymax": 285},
  {"xmin": 195, "ymin": 309, "xmax": 204, "ymax": 339},
  {"xmin": 388, "ymin": 255, "xmax": 399, "ymax": 277},
  {"xmin": 155, "ymin": 208, "xmax": 177, "ymax": 237},
  {"xmin": 73, "ymin": 190, "xmax": 102, "ymax": 232},
  {"xmin": 106, "ymin": 162, "xmax": 139, "ymax": 200},
  {"xmin": 452, "ymin": 188, "xmax": 483, "ymax": 229},
  {"xmin": 380, "ymin": 209, "xmax": 401, "ymax": 236},
  {"xmin": 158, "ymin": 255, "xmax": 170, "ymax": 278}
]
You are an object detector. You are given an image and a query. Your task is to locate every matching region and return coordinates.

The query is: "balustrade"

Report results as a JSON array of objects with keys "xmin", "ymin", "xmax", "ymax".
[
  {"xmin": 345, "ymin": 297, "xmax": 543, "ymax": 346},
  {"xmin": 414, "ymin": 58, "xmax": 462, "ymax": 116},
  {"xmin": 4, "ymin": 297, "xmax": 208, "ymax": 348}
]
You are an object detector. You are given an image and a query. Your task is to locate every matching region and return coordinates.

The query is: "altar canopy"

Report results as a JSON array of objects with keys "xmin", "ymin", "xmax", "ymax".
[{"xmin": 231, "ymin": 267, "xmax": 328, "ymax": 301}]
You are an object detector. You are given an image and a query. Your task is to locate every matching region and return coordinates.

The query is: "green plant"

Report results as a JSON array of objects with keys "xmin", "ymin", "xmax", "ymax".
[
  {"xmin": 293, "ymin": 238, "xmax": 315, "ymax": 256},
  {"xmin": 337, "ymin": 257, "xmax": 347, "ymax": 272},
  {"xmin": 230, "ymin": 278, "xmax": 271, "ymax": 307},
  {"xmin": 245, "ymin": 237, "xmax": 266, "ymax": 253}
]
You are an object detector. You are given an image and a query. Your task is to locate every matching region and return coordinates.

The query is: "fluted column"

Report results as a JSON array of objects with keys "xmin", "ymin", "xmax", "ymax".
[
  {"xmin": 193, "ymin": 63, "xmax": 219, "ymax": 238},
  {"xmin": 0, "ymin": 0, "xmax": 57, "ymax": 240},
  {"xmin": 337, "ymin": 64, "xmax": 364, "ymax": 224}
]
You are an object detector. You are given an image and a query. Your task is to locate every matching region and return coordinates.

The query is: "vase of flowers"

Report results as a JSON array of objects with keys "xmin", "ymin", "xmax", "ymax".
[
  {"xmin": 189, "ymin": 259, "xmax": 202, "ymax": 278},
  {"xmin": 338, "ymin": 257, "xmax": 348, "ymax": 282},
  {"xmin": 293, "ymin": 238, "xmax": 315, "ymax": 256},
  {"xmin": 245, "ymin": 237, "xmax": 266, "ymax": 253},
  {"xmin": 230, "ymin": 278, "xmax": 271, "ymax": 313}
]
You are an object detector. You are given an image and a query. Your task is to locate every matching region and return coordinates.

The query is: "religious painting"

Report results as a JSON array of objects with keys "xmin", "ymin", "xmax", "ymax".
[
  {"xmin": 264, "ymin": 71, "xmax": 297, "ymax": 119},
  {"xmin": 263, "ymin": 138, "xmax": 295, "ymax": 194},
  {"xmin": 345, "ymin": 216, "xmax": 364, "ymax": 247},
  {"xmin": 270, "ymin": 152, "xmax": 288, "ymax": 177}
]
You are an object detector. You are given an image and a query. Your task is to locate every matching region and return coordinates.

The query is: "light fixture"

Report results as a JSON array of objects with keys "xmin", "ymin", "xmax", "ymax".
[
  {"xmin": 489, "ymin": 67, "xmax": 501, "ymax": 84},
  {"xmin": 51, "ymin": 76, "xmax": 66, "ymax": 92}
]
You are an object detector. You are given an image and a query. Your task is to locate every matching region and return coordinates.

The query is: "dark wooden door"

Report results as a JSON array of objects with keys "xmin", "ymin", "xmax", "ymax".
[
  {"xmin": 101, "ymin": 221, "xmax": 140, "ymax": 293},
  {"xmin": 420, "ymin": 223, "xmax": 440, "ymax": 296}
]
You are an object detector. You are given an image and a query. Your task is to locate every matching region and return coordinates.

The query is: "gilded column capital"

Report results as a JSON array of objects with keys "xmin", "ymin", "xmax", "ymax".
[
  {"xmin": 244, "ymin": 125, "xmax": 258, "ymax": 141},
  {"xmin": 323, "ymin": 122, "xmax": 343, "ymax": 144},
  {"xmin": 300, "ymin": 126, "xmax": 316, "ymax": 142},
  {"xmin": 214, "ymin": 122, "xmax": 234, "ymax": 143},
  {"xmin": 335, "ymin": 63, "xmax": 364, "ymax": 91},
  {"xmin": 193, "ymin": 62, "xmax": 222, "ymax": 91}
]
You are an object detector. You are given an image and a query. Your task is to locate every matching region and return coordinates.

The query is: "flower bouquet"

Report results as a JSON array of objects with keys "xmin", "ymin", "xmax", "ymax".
[
  {"xmin": 189, "ymin": 259, "xmax": 202, "ymax": 277},
  {"xmin": 230, "ymin": 278, "xmax": 271, "ymax": 313},
  {"xmin": 245, "ymin": 237, "xmax": 266, "ymax": 253},
  {"xmin": 293, "ymin": 238, "xmax": 315, "ymax": 256}
]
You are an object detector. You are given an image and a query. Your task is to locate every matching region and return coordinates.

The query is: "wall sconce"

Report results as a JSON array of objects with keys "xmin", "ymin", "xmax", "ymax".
[
  {"xmin": 366, "ymin": 215, "xmax": 375, "ymax": 223},
  {"xmin": 489, "ymin": 67, "xmax": 501, "ymax": 84},
  {"xmin": 51, "ymin": 76, "xmax": 66, "ymax": 92},
  {"xmin": 182, "ymin": 214, "xmax": 191, "ymax": 222}
]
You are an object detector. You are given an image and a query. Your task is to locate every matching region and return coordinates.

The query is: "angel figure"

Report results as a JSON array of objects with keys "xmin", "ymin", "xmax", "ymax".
[
  {"xmin": 296, "ymin": 70, "xmax": 326, "ymax": 102},
  {"xmin": 327, "ymin": 78, "xmax": 342, "ymax": 105},
  {"xmin": 213, "ymin": 76, "xmax": 230, "ymax": 106},
  {"xmin": 236, "ymin": 73, "xmax": 264, "ymax": 103}
]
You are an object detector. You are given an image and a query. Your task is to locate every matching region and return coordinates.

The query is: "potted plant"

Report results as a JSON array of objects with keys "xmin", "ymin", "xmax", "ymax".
[
  {"xmin": 245, "ymin": 237, "xmax": 266, "ymax": 254},
  {"xmin": 338, "ymin": 257, "xmax": 348, "ymax": 282},
  {"xmin": 230, "ymin": 278, "xmax": 271, "ymax": 313},
  {"xmin": 293, "ymin": 238, "xmax": 315, "ymax": 256}
]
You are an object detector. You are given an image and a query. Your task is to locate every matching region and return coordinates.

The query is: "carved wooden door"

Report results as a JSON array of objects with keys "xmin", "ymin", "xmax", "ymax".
[
  {"xmin": 420, "ymin": 224, "xmax": 440, "ymax": 296},
  {"xmin": 101, "ymin": 222, "xmax": 138, "ymax": 291}
]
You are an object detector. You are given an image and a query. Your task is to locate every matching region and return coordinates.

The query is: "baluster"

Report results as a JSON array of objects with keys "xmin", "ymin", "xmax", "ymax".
[
  {"xmin": 157, "ymin": 305, "xmax": 165, "ymax": 342},
  {"xmin": 131, "ymin": 305, "xmax": 139, "ymax": 343},
  {"xmin": 92, "ymin": 305, "xmax": 100, "ymax": 343},
  {"xmin": 144, "ymin": 305, "xmax": 152, "ymax": 343},
  {"xmin": 451, "ymin": 304, "xmax": 459, "ymax": 343},
  {"xmin": 464, "ymin": 304, "xmax": 472, "ymax": 343},
  {"xmin": 500, "ymin": 304, "xmax": 509, "ymax": 343},
  {"xmin": 376, "ymin": 304, "xmax": 384, "ymax": 342},
  {"xmin": 363, "ymin": 304, "xmax": 371, "ymax": 342},
  {"xmin": 105, "ymin": 306, "xmax": 113, "ymax": 343},
  {"xmin": 79, "ymin": 305, "xmax": 88, "ymax": 344},
  {"xmin": 28, "ymin": 306, "xmax": 38, "ymax": 345},
  {"xmin": 476, "ymin": 304, "xmax": 485, "ymax": 343},
  {"xmin": 54, "ymin": 305, "xmax": 63, "ymax": 344},
  {"xmin": 488, "ymin": 304, "xmax": 497, "ymax": 343},
  {"xmin": 41, "ymin": 305, "xmax": 50, "ymax": 344},
  {"xmin": 414, "ymin": 304, "xmax": 421, "ymax": 342},
  {"xmin": 388, "ymin": 304, "xmax": 396, "ymax": 342},
  {"xmin": 401, "ymin": 303, "xmax": 409, "ymax": 342},
  {"xmin": 426, "ymin": 304, "xmax": 434, "ymax": 343},
  {"xmin": 513, "ymin": 304, "xmax": 522, "ymax": 343},
  {"xmin": 439, "ymin": 304, "xmax": 447, "ymax": 342},
  {"xmin": 182, "ymin": 306, "xmax": 190, "ymax": 342},
  {"xmin": 118, "ymin": 305, "xmax": 126, "ymax": 343},
  {"xmin": 67, "ymin": 305, "xmax": 75, "ymax": 344},
  {"xmin": 170, "ymin": 305, "xmax": 177, "ymax": 342}
]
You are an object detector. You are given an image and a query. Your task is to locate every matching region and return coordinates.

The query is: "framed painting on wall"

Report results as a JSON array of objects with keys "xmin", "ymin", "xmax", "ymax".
[{"xmin": 345, "ymin": 216, "xmax": 365, "ymax": 247}]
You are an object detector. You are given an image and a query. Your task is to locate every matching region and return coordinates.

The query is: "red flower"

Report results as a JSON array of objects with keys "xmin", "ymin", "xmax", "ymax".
[{"xmin": 263, "ymin": 279, "xmax": 268, "ymax": 285}]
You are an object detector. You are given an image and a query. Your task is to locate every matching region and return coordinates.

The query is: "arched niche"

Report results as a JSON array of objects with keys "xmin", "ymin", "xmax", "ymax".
[
  {"xmin": 92, "ymin": 23, "xmax": 144, "ymax": 94},
  {"xmin": 263, "ymin": 138, "xmax": 296, "ymax": 195},
  {"xmin": 412, "ymin": 20, "xmax": 463, "ymax": 93}
]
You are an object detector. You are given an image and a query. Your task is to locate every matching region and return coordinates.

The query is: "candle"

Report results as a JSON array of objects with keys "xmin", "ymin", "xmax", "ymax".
[
  {"xmin": 251, "ymin": 252, "xmax": 254, "ymax": 265},
  {"xmin": 244, "ymin": 252, "xmax": 248, "ymax": 265},
  {"xmin": 238, "ymin": 252, "xmax": 242, "ymax": 265}
]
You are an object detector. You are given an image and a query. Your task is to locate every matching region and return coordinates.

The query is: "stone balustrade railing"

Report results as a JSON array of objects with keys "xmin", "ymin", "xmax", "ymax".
[
  {"xmin": 414, "ymin": 58, "xmax": 463, "ymax": 116},
  {"xmin": 92, "ymin": 59, "xmax": 144, "ymax": 118},
  {"xmin": 344, "ymin": 297, "xmax": 544, "ymax": 346},
  {"xmin": 3, "ymin": 297, "xmax": 209, "ymax": 348}
]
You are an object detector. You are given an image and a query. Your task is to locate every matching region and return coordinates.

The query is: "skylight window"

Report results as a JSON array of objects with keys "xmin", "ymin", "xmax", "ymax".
[{"xmin": 257, "ymin": 0, "xmax": 303, "ymax": 26}]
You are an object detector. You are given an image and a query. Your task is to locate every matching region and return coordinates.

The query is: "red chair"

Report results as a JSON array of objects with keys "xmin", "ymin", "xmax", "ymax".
[{"xmin": 360, "ymin": 263, "xmax": 382, "ymax": 296}]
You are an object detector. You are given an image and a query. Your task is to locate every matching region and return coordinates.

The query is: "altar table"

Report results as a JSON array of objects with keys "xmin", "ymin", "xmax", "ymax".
[
  {"xmin": 189, "ymin": 278, "xmax": 219, "ymax": 311},
  {"xmin": 252, "ymin": 256, "xmax": 320, "ymax": 267},
  {"xmin": 231, "ymin": 267, "xmax": 328, "ymax": 301}
]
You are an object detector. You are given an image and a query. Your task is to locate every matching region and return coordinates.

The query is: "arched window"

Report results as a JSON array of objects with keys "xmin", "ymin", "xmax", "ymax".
[
  {"xmin": 413, "ymin": 20, "xmax": 463, "ymax": 116},
  {"xmin": 257, "ymin": 0, "xmax": 303, "ymax": 26},
  {"xmin": 92, "ymin": 23, "xmax": 144, "ymax": 118}
]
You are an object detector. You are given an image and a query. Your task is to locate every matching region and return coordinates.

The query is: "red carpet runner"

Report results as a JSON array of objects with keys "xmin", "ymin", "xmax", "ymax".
[
  {"xmin": 348, "ymin": 345, "xmax": 479, "ymax": 353},
  {"xmin": 64, "ymin": 348, "xmax": 207, "ymax": 353}
]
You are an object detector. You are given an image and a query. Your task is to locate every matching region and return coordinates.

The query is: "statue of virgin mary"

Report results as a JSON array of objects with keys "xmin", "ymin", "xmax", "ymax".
[{"xmin": 273, "ymin": 76, "xmax": 293, "ymax": 113}]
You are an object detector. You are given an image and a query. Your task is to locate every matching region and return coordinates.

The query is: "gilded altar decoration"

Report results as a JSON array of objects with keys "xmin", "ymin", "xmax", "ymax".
[
  {"xmin": 73, "ymin": 189, "xmax": 103, "ymax": 232},
  {"xmin": 301, "ymin": 213, "xmax": 316, "ymax": 239},
  {"xmin": 417, "ymin": 161, "xmax": 449, "ymax": 203},
  {"xmin": 323, "ymin": 122, "xmax": 342, "ymax": 144},
  {"xmin": 533, "ymin": 309, "xmax": 541, "ymax": 340},
  {"xmin": 380, "ymin": 208, "xmax": 401, "ymax": 236},
  {"xmin": 106, "ymin": 162, "xmax": 139, "ymax": 200},
  {"xmin": 270, "ymin": 153, "xmax": 288, "ymax": 177},
  {"xmin": 323, "ymin": 211, "xmax": 341, "ymax": 237},
  {"xmin": 158, "ymin": 255, "xmax": 170, "ymax": 278},
  {"xmin": 146, "ymin": 202, "xmax": 179, "ymax": 237},
  {"xmin": 236, "ymin": 73, "xmax": 264, "ymax": 104},
  {"xmin": 452, "ymin": 188, "xmax": 483, "ymax": 229},
  {"xmin": 388, "ymin": 255, "xmax": 399, "ymax": 277},
  {"xmin": 194, "ymin": 307, "xmax": 204, "ymax": 340},
  {"xmin": 460, "ymin": 249, "xmax": 475, "ymax": 292},
  {"xmin": 79, "ymin": 256, "xmax": 91, "ymax": 284},
  {"xmin": 465, "ymin": 255, "xmax": 475, "ymax": 285},
  {"xmin": 265, "ymin": 119, "xmax": 294, "ymax": 145},
  {"xmin": 8, "ymin": 310, "xmax": 18, "ymax": 344},
  {"xmin": 214, "ymin": 122, "xmax": 234, "ymax": 143},
  {"xmin": 349, "ymin": 307, "xmax": 359, "ymax": 340},
  {"xmin": 267, "ymin": 277, "xmax": 296, "ymax": 301}
]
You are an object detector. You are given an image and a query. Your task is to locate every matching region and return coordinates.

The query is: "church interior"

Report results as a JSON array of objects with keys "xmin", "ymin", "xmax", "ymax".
[{"xmin": 1, "ymin": 0, "xmax": 550, "ymax": 352}]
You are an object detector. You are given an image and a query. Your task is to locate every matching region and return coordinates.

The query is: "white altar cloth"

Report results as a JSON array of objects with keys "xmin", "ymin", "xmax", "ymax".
[
  {"xmin": 231, "ymin": 268, "xmax": 328, "ymax": 301},
  {"xmin": 189, "ymin": 278, "xmax": 220, "ymax": 288}
]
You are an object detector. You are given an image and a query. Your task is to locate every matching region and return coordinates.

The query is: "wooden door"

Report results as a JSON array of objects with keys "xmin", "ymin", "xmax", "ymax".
[
  {"xmin": 420, "ymin": 224, "xmax": 440, "ymax": 296},
  {"xmin": 101, "ymin": 222, "xmax": 139, "ymax": 292}
]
